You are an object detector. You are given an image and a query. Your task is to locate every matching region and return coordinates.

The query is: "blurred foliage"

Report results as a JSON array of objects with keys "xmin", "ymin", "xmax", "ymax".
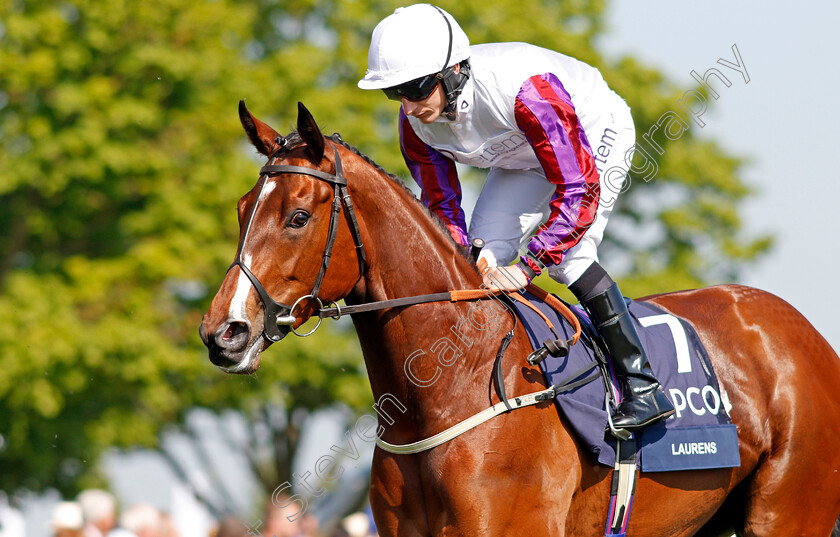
[{"xmin": 0, "ymin": 0, "xmax": 768, "ymax": 498}]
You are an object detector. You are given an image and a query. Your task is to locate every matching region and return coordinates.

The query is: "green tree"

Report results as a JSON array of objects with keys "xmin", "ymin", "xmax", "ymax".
[
  {"xmin": 0, "ymin": 0, "xmax": 373, "ymax": 500},
  {"xmin": 0, "ymin": 0, "xmax": 768, "ymax": 505}
]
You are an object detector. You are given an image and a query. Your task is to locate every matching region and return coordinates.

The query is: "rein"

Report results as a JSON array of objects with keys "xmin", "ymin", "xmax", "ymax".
[
  {"xmin": 229, "ymin": 140, "xmax": 588, "ymax": 454},
  {"xmin": 230, "ymin": 141, "xmax": 583, "ymax": 346}
]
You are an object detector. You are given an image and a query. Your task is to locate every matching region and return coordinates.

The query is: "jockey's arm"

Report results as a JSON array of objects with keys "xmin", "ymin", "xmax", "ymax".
[
  {"xmin": 399, "ymin": 108, "xmax": 469, "ymax": 247},
  {"xmin": 513, "ymin": 73, "xmax": 601, "ymax": 280}
]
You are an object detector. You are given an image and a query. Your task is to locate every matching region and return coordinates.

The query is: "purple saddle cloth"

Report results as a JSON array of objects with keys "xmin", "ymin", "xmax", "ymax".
[{"xmin": 508, "ymin": 291, "xmax": 739, "ymax": 471}]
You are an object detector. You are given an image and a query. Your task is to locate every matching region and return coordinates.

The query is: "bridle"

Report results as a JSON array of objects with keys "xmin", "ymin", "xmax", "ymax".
[
  {"xmin": 226, "ymin": 138, "xmax": 580, "ymax": 357},
  {"xmin": 224, "ymin": 135, "xmax": 584, "ymax": 422},
  {"xmin": 227, "ymin": 141, "xmax": 366, "ymax": 341},
  {"xmin": 220, "ymin": 133, "xmax": 591, "ymax": 456}
]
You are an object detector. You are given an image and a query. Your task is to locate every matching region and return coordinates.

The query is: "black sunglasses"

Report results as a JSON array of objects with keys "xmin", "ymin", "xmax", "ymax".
[{"xmin": 382, "ymin": 73, "xmax": 442, "ymax": 102}]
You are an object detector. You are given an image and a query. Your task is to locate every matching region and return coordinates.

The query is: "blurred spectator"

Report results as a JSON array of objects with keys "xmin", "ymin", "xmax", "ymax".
[
  {"xmin": 214, "ymin": 516, "xmax": 248, "ymax": 537},
  {"xmin": 299, "ymin": 514, "xmax": 318, "ymax": 537},
  {"xmin": 158, "ymin": 513, "xmax": 180, "ymax": 537},
  {"xmin": 51, "ymin": 502, "xmax": 85, "ymax": 537},
  {"xmin": 263, "ymin": 504, "xmax": 299, "ymax": 537},
  {"xmin": 119, "ymin": 504, "xmax": 162, "ymax": 537},
  {"xmin": 107, "ymin": 524, "xmax": 138, "ymax": 537},
  {"xmin": 263, "ymin": 495, "xmax": 313, "ymax": 537},
  {"xmin": 77, "ymin": 490, "xmax": 117, "ymax": 537},
  {"xmin": 0, "ymin": 491, "xmax": 25, "ymax": 537},
  {"xmin": 340, "ymin": 512, "xmax": 373, "ymax": 537}
]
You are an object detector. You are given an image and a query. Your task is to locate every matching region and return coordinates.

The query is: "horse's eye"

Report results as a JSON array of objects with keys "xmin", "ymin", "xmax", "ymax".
[{"xmin": 289, "ymin": 210, "xmax": 310, "ymax": 228}]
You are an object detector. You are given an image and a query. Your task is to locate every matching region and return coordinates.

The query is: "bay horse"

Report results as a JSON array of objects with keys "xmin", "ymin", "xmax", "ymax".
[{"xmin": 200, "ymin": 102, "xmax": 840, "ymax": 536}]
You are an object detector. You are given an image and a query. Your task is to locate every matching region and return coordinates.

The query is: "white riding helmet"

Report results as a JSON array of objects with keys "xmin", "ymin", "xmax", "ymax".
[{"xmin": 358, "ymin": 4, "xmax": 470, "ymax": 90}]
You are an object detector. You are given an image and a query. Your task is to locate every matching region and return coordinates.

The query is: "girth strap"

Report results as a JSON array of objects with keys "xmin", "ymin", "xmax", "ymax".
[
  {"xmin": 375, "ymin": 359, "xmax": 600, "ymax": 455},
  {"xmin": 375, "ymin": 387, "xmax": 554, "ymax": 455}
]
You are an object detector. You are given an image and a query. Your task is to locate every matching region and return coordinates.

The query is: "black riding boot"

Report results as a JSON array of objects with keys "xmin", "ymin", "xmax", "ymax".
[{"xmin": 582, "ymin": 282, "xmax": 675, "ymax": 431}]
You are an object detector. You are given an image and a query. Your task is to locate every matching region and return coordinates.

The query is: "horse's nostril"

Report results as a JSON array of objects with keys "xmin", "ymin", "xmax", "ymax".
[
  {"xmin": 222, "ymin": 324, "xmax": 237, "ymax": 341},
  {"xmin": 214, "ymin": 320, "xmax": 250, "ymax": 351}
]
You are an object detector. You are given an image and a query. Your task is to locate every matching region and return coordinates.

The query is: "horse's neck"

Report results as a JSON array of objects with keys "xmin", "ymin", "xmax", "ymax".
[
  {"xmin": 350, "ymin": 167, "xmax": 480, "ymax": 303},
  {"xmin": 347, "ymin": 166, "xmax": 494, "ymax": 426}
]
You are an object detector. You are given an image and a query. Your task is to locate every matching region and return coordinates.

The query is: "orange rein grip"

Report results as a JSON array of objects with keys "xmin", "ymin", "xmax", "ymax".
[
  {"xmin": 508, "ymin": 291, "xmax": 556, "ymax": 333},
  {"xmin": 525, "ymin": 284, "xmax": 581, "ymax": 345},
  {"xmin": 449, "ymin": 288, "xmax": 503, "ymax": 301},
  {"xmin": 447, "ymin": 286, "xmax": 581, "ymax": 346}
]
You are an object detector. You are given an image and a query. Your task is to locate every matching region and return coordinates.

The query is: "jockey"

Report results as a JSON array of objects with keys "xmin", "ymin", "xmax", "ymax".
[{"xmin": 358, "ymin": 4, "xmax": 674, "ymax": 431}]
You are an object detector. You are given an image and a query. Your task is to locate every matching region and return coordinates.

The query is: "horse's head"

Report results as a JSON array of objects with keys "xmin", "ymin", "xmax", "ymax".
[{"xmin": 199, "ymin": 102, "xmax": 366, "ymax": 374}]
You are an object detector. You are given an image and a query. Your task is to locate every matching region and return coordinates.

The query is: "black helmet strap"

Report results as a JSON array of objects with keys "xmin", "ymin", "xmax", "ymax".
[
  {"xmin": 433, "ymin": 5, "xmax": 454, "ymax": 71},
  {"xmin": 431, "ymin": 6, "xmax": 469, "ymax": 120}
]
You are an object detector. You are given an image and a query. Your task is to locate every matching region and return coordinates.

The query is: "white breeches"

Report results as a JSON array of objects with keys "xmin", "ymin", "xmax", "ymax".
[{"xmin": 470, "ymin": 96, "xmax": 636, "ymax": 285}]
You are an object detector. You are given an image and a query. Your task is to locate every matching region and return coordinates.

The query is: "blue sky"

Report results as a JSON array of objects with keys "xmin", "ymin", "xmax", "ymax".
[{"xmin": 598, "ymin": 0, "xmax": 840, "ymax": 351}]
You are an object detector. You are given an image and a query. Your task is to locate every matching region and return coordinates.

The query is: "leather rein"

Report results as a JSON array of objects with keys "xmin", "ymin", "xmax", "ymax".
[
  {"xmin": 226, "ymin": 141, "xmax": 591, "ymax": 454},
  {"xmin": 226, "ymin": 142, "xmax": 507, "ymax": 341},
  {"xmin": 227, "ymin": 141, "xmax": 582, "ymax": 348}
]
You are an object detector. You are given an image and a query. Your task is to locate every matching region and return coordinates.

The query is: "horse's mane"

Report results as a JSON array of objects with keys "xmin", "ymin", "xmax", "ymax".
[{"xmin": 280, "ymin": 131, "xmax": 474, "ymax": 266}]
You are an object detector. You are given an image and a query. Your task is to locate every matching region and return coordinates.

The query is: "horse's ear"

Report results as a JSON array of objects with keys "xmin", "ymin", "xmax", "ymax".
[
  {"xmin": 239, "ymin": 100, "xmax": 280, "ymax": 157},
  {"xmin": 296, "ymin": 102, "xmax": 325, "ymax": 163}
]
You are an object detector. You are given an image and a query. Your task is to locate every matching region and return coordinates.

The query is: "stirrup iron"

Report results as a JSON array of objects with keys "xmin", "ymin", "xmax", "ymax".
[{"xmin": 605, "ymin": 393, "xmax": 632, "ymax": 441}]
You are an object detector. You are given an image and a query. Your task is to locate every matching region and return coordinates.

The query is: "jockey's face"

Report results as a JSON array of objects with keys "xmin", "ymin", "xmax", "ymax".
[
  {"xmin": 399, "ymin": 63, "xmax": 460, "ymax": 124},
  {"xmin": 401, "ymin": 83, "xmax": 446, "ymax": 123}
]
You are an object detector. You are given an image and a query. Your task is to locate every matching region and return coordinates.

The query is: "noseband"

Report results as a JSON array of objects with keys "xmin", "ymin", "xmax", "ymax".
[{"xmin": 227, "ymin": 144, "xmax": 366, "ymax": 341}]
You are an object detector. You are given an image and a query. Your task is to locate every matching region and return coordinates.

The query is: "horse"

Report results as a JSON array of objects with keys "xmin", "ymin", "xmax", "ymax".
[{"xmin": 199, "ymin": 101, "xmax": 840, "ymax": 536}]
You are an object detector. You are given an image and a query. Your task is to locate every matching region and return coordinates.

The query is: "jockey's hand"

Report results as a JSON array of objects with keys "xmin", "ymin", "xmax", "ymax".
[{"xmin": 483, "ymin": 265, "xmax": 528, "ymax": 291}]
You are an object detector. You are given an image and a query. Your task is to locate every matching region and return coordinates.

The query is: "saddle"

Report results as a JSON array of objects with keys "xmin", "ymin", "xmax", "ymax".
[{"xmin": 506, "ymin": 288, "xmax": 740, "ymax": 472}]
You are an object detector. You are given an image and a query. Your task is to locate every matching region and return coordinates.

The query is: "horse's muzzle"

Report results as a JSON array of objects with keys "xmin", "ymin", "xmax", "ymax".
[{"xmin": 200, "ymin": 318, "xmax": 256, "ymax": 369}]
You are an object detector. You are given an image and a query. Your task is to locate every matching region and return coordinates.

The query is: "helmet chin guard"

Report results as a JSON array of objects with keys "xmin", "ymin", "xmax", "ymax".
[{"xmin": 439, "ymin": 60, "xmax": 470, "ymax": 120}]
